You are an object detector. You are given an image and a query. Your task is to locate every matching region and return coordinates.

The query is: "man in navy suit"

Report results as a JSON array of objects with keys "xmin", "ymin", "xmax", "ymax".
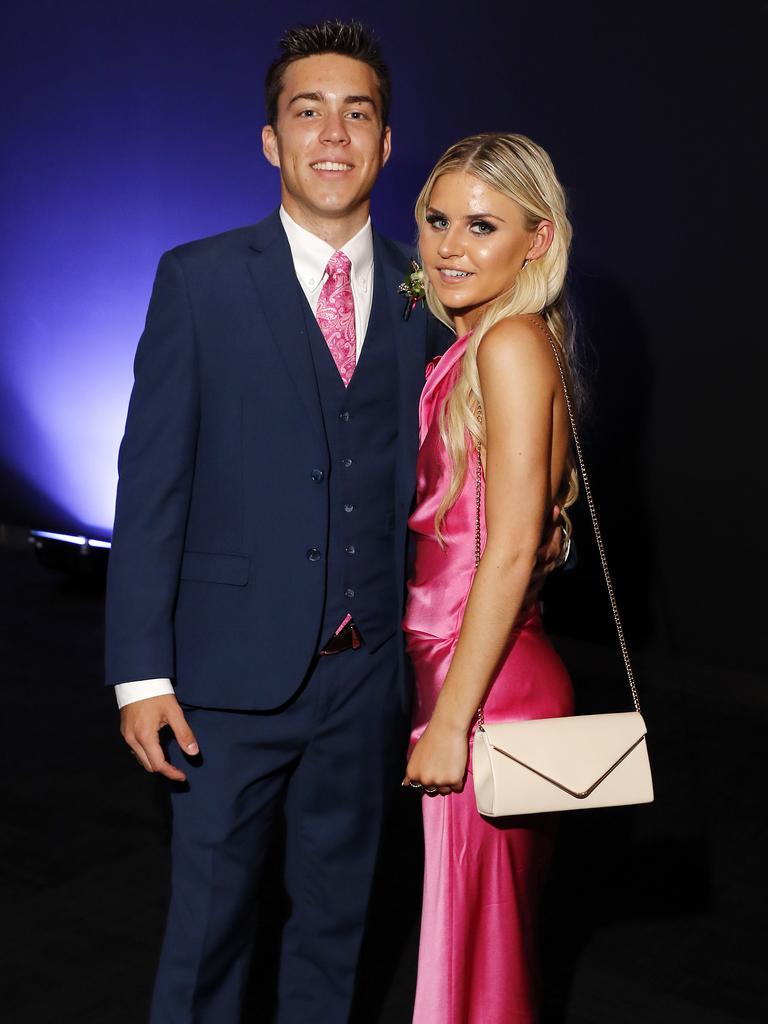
[{"xmin": 106, "ymin": 21, "xmax": 451, "ymax": 1023}]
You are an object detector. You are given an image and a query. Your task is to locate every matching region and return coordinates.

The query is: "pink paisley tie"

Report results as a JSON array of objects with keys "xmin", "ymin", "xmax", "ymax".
[{"xmin": 316, "ymin": 251, "xmax": 356, "ymax": 387}]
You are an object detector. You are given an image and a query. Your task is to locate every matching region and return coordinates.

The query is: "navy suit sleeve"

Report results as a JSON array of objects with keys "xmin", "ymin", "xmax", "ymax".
[
  {"xmin": 105, "ymin": 250, "xmax": 200, "ymax": 684},
  {"xmin": 425, "ymin": 310, "xmax": 455, "ymax": 361}
]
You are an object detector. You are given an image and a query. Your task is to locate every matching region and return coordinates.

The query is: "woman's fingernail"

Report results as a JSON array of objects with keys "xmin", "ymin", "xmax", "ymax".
[{"xmin": 186, "ymin": 742, "xmax": 199, "ymax": 754}]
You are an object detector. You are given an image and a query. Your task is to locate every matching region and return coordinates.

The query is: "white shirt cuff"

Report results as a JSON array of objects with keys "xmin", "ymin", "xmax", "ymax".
[{"xmin": 114, "ymin": 678, "xmax": 174, "ymax": 709}]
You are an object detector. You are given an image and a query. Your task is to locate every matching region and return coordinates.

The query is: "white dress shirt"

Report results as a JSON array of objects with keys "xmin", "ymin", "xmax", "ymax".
[
  {"xmin": 279, "ymin": 205, "xmax": 374, "ymax": 358},
  {"xmin": 114, "ymin": 207, "xmax": 376, "ymax": 708}
]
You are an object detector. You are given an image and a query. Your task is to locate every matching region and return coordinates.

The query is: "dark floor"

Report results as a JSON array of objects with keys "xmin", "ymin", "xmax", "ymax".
[{"xmin": 1, "ymin": 541, "xmax": 766, "ymax": 1023}]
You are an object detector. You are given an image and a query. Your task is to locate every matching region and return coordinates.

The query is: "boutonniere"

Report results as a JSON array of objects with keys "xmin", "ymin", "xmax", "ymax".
[{"xmin": 398, "ymin": 260, "xmax": 426, "ymax": 321}]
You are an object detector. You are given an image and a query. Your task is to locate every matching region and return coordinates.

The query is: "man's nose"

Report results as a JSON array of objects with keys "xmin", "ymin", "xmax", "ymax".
[{"xmin": 321, "ymin": 112, "xmax": 350, "ymax": 145}]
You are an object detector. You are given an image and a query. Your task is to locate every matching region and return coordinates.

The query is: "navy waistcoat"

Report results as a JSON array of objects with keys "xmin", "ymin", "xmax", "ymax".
[{"xmin": 302, "ymin": 279, "xmax": 399, "ymax": 652}]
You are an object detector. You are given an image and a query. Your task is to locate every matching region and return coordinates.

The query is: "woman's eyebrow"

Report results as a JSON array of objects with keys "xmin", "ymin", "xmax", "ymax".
[
  {"xmin": 426, "ymin": 206, "xmax": 506, "ymax": 223},
  {"xmin": 464, "ymin": 211, "xmax": 505, "ymax": 222}
]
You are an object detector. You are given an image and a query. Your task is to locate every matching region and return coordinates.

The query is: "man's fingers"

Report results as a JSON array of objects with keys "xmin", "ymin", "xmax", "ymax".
[
  {"xmin": 128, "ymin": 742, "xmax": 153, "ymax": 773},
  {"xmin": 543, "ymin": 526, "xmax": 561, "ymax": 560},
  {"xmin": 138, "ymin": 735, "xmax": 188, "ymax": 782},
  {"xmin": 167, "ymin": 706, "xmax": 200, "ymax": 757},
  {"xmin": 535, "ymin": 523, "xmax": 564, "ymax": 576},
  {"xmin": 119, "ymin": 696, "xmax": 198, "ymax": 782}
]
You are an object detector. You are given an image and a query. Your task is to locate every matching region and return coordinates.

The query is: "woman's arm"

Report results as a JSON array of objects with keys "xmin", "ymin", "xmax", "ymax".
[{"xmin": 405, "ymin": 316, "xmax": 565, "ymax": 793}]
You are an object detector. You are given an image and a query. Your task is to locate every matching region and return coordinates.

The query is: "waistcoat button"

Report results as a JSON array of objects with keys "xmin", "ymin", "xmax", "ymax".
[
  {"xmin": 310, "ymin": 469, "xmax": 324, "ymax": 482},
  {"xmin": 345, "ymin": 587, "xmax": 355, "ymax": 599},
  {"xmin": 339, "ymin": 410, "xmax": 350, "ymax": 422},
  {"xmin": 344, "ymin": 503, "xmax": 355, "ymax": 513},
  {"xmin": 342, "ymin": 457, "xmax": 353, "ymax": 468},
  {"xmin": 345, "ymin": 544, "xmax": 356, "ymax": 556},
  {"xmin": 306, "ymin": 548, "xmax": 321, "ymax": 562}
]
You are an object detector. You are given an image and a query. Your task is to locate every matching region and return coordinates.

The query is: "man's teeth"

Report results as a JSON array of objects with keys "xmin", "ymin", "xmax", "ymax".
[
  {"xmin": 312, "ymin": 161, "xmax": 353, "ymax": 171},
  {"xmin": 441, "ymin": 269, "xmax": 470, "ymax": 277}
]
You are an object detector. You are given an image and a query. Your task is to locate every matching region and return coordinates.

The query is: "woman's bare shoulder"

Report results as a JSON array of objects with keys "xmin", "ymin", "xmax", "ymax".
[{"xmin": 477, "ymin": 315, "xmax": 557, "ymax": 379}]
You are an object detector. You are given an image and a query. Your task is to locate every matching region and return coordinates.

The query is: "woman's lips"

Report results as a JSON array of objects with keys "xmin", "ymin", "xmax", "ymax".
[{"xmin": 436, "ymin": 267, "xmax": 473, "ymax": 283}]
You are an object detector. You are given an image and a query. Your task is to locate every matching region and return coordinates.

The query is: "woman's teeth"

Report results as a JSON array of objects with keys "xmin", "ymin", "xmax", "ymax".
[{"xmin": 439, "ymin": 268, "xmax": 471, "ymax": 278}]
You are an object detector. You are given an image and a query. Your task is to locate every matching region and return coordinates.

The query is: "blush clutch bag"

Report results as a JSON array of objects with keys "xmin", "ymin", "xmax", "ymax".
[
  {"xmin": 471, "ymin": 318, "xmax": 654, "ymax": 817},
  {"xmin": 473, "ymin": 711, "xmax": 652, "ymax": 816}
]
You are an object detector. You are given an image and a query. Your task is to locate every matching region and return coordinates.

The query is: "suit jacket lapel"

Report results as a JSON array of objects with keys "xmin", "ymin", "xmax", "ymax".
[
  {"xmin": 246, "ymin": 215, "xmax": 429, "ymax": 507},
  {"xmin": 245, "ymin": 211, "xmax": 325, "ymax": 439}
]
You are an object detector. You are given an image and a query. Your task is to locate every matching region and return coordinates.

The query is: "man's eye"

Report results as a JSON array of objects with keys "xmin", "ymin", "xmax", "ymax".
[
  {"xmin": 470, "ymin": 220, "xmax": 495, "ymax": 235},
  {"xmin": 347, "ymin": 110, "xmax": 368, "ymax": 120},
  {"xmin": 298, "ymin": 109, "xmax": 319, "ymax": 118},
  {"xmin": 425, "ymin": 213, "xmax": 448, "ymax": 230}
]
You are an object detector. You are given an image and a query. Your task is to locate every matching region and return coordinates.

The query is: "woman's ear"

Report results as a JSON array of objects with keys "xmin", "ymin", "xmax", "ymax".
[{"xmin": 526, "ymin": 219, "xmax": 555, "ymax": 262}]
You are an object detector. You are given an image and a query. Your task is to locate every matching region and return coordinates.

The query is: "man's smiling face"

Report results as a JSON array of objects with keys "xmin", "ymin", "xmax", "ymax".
[{"xmin": 262, "ymin": 53, "xmax": 391, "ymax": 229}]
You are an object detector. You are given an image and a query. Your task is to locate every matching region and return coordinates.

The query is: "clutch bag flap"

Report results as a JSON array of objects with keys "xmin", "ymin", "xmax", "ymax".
[{"xmin": 473, "ymin": 711, "xmax": 653, "ymax": 816}]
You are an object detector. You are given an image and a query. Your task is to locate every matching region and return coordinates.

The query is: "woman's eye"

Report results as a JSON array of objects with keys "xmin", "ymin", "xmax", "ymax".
[
  {"xmin": 470, "ymin": 220, "xmax": 495, "ymax": 235},
  {"xmin": 425, "ymin": 213, "xmax": 448, "ymax": 230}
]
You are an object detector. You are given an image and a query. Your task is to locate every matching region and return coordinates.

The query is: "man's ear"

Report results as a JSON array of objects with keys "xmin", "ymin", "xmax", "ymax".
[
  {"xmin": 381, "ymin": 125, "xmax": 392, "ymax": 168},
  {"xmin": 262, "ymin": 124, "xmax": 280, "ymax": 168}
]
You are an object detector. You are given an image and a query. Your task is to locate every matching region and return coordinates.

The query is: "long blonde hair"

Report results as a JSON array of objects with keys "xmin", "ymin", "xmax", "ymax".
[{"xmin": 415, "ymin": 132, "xmax": 580, "ymax": 543}]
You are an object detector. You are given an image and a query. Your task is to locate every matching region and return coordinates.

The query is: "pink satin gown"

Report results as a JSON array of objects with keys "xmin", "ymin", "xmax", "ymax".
[{"xmin": 403, "ymin": 333, "xmax": 575, "ymax": 1024}]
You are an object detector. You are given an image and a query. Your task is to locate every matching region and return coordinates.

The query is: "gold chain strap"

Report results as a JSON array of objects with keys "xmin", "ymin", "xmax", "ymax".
[
  {"xmin": 472, "ymin": 315, "xmax": 641, "ymax": 716},
  {"xmin": 474, "ymin": 441, "xmax": 483, "ymax": 571},
  {"xmin": 474, "ymin": 442, "xmax": 486, "ymax": 729}
]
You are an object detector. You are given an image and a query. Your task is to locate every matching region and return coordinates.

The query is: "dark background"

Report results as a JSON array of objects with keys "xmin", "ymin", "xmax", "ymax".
[
  {"xmin": 1, "ymin": 0, "xmax": 765, "ymax": 671},
  {"xmin": 1, "ymin": 2, "xmax": 766, "ymax": 1021}
]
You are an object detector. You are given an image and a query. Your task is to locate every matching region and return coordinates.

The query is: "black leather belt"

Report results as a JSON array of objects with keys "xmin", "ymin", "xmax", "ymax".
[{"xmin": 319, "ymin": 619, "xmax": 363, "ymax": 655}]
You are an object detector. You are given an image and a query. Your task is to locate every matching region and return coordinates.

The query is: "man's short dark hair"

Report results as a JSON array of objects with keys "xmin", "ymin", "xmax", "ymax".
[{"xmin": 265, "ymin": 19, "xmax": 391, "ymax": 129}]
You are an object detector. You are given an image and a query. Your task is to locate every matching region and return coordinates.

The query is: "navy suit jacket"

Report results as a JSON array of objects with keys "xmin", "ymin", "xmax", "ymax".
[{"xmin": 105, "ymin": 210, "xmax": 451, "ymax": 710}]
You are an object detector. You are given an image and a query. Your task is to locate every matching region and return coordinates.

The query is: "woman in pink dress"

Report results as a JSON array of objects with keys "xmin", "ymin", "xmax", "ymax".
[{"xmin": 402, "ymin": 133, "xmax": 579, "ymax": 1023}]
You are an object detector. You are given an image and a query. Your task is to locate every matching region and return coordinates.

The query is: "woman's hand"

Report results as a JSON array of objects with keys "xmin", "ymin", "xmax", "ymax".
[{"xmin": 403, "ymin": 720, "xmax": 469, "ymax": 796}]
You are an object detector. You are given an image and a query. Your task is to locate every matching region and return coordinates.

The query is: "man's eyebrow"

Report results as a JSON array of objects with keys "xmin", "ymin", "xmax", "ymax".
[
  {"xmin": 288, "ymin": 91, "xmax": 324, "ymax": 106},
  {"xmin": 287, "ymin": 92, "xmax": 377, "ymax": 108}
]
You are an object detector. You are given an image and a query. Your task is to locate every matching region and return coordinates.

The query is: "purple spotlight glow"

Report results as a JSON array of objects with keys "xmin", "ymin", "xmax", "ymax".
[
  {"xmin": 0, "ymin": 13, "xmax": 273, "ymax": 537},
  {"xmin": 0, "ymin": 239, "xmax": 162, "ymax": 535},
  {"xmin": 0, "ymin": 3, "xmax": 423, "ymax": 539}
]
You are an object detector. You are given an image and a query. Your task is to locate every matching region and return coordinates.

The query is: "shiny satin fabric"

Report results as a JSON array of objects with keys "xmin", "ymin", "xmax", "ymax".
[{"xmin": 403, "ymin": 334, "xmax": 574, "ymax": 1023}]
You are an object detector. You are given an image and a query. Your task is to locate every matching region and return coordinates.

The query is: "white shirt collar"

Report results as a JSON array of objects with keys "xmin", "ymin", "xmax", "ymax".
[{"xmin": 279, "ymin": 205, "xmax": 374, "ymax": 293}]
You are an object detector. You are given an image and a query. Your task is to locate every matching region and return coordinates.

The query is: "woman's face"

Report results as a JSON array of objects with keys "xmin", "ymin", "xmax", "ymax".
[{"xmin": 418, "ymin": 171, "xmax": 547, "ymax": 324}]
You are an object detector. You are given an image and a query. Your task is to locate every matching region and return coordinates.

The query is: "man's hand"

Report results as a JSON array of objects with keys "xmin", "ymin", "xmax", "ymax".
[
  {"xmin": 120, "ymin": 694, "xmax": 199, "ymax": 782},
  {"xmin": 524, "ymin": 504, "xmax": 568, "ymax": 606}
]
